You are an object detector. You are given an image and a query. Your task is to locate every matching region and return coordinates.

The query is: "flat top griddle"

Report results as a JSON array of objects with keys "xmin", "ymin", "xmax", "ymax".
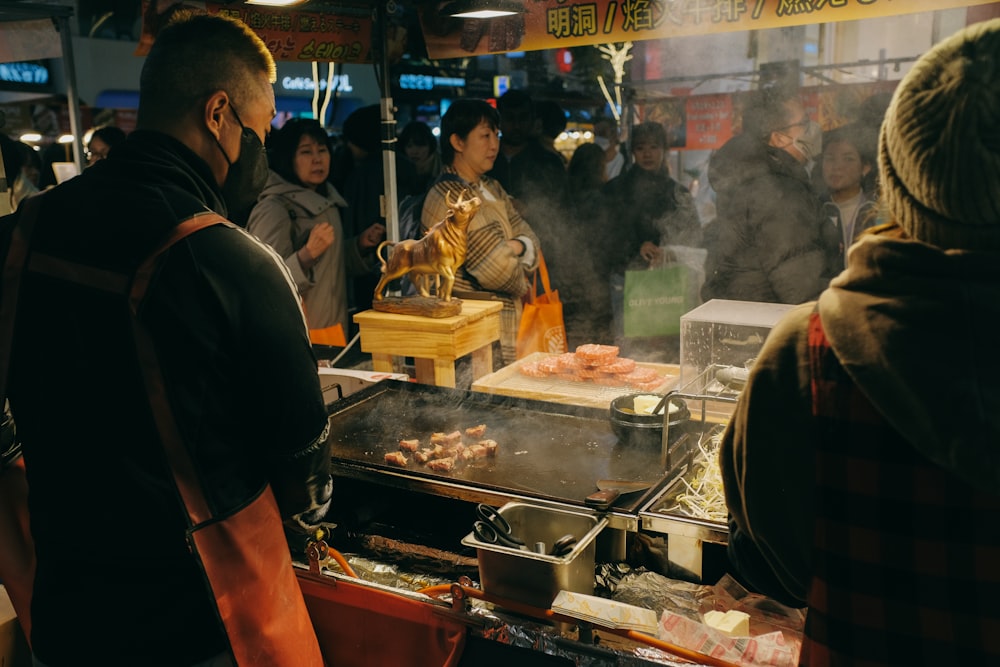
[{"xmin": 326, "ymin": 380, "xmax": 675, "ymax": 512}]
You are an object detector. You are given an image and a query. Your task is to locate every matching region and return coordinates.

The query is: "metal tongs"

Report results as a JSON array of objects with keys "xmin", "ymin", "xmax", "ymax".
[{"xmin": 549, "ymin": 534, "xmax": 577, "ymax": 557}]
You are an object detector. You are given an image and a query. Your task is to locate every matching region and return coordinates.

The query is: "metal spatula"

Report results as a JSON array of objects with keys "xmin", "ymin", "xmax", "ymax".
[{"xmin": 595, "ymin": 479, "xmax": 655, "ymax": 494}]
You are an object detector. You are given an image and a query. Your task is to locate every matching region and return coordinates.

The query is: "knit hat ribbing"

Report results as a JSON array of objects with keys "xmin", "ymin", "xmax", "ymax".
[{"xmin": 879, "ymin": 18, "xmax": 1000, "ymax": 251}]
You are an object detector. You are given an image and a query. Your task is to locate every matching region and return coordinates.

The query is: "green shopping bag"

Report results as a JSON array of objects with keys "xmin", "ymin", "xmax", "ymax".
[{"xmin": 623, "ymin": 264, "xmax": 690, "ymax": 337}]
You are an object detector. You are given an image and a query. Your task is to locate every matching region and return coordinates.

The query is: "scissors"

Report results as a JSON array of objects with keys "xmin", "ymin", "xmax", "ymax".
[{"xmin": 473, "ymin": 503, "xmax": 524, "ymax": 549}]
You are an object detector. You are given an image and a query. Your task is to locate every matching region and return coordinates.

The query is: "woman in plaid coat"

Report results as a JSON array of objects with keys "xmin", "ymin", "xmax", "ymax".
[{"xmin": 422, "ymin": 99, "xmax": 540, "ymax": 366}]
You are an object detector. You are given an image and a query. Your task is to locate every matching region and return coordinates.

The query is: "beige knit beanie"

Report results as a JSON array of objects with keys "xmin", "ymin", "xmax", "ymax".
[{"xmin": 879, "ymin": 18, "xmax": 1000, "ymax": 251}]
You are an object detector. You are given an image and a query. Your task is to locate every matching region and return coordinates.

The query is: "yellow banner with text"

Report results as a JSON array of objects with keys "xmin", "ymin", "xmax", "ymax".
[{"xmin": 421, "ymin": 0, "xmax": 998, "ymax": 59}]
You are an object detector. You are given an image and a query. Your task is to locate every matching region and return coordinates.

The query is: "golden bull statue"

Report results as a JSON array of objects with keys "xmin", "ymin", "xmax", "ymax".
[{"xmin": 373, "ymin": 188, "xmax": 481, "ymax": 302}]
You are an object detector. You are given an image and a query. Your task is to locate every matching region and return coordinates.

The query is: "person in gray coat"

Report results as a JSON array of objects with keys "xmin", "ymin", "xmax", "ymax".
[{"xmin": 248, "ymin": 118, "xmax": 383, "ymax": 349}]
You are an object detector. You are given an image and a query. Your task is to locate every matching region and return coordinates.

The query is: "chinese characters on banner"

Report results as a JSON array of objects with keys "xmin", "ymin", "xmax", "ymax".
[
  {"xmin": 421, "ymin": 0, "xmax": 997, "ymax": 59},
  {"xmin": 136, "ymin": 1, "xmax": 373, "ymax": 63}
]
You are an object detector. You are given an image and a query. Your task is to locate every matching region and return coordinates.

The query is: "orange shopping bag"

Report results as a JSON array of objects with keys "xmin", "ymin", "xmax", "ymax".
[
  {"xmin": 301, "ymin": 301, "xmax": 347, "ymax": 347},
  {"xmin": 516, "ymin": 251, "xmax": 567, "ymax": 359},
  {"xmin": 309, "ymin": 323, "xmax": 346, "ymax": 347}
]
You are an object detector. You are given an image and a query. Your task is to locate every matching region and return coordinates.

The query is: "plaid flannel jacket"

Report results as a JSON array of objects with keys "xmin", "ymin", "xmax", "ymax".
[{"xmin": 802, "ymin": 311, "xmax": 1000, "ymax": 666}]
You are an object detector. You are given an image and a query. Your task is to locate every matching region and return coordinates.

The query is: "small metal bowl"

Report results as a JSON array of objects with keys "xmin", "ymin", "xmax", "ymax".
[{"xmin": 609, "ymin": 393, "xmax": 690, "ymax": 448}]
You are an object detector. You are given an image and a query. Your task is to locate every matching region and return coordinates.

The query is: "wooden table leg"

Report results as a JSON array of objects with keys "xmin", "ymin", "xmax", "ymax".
[
  {"xmin": 371, "ymin": 353, "xmax": 395, "ymax": 374},
  {"xmin": 470, "ymin": 344, "xmax": 493, "ymax": 382},
  {"xmin": 413, "ymin": 358, "xmax": 457, "ymax": 387},
  {"xmin": 434, "ymin": 357, "xmax": 456, "ymax": 388},
  {"xmin": 412, "ymin": 358, "xmax": 435, "ymax": 385}
]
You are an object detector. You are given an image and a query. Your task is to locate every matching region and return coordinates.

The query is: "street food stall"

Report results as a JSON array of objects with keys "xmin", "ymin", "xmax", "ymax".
[
  {"xmin": 297, "ymin": 299, "xmax": 800, "ymax": 666},
  {"xmin": 133, "ymin": 2, "xmax": 1000, "ymax": 665}
]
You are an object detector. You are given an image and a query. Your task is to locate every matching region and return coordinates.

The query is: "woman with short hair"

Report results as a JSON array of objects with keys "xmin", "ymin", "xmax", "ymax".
[{"xmin": 422, "ymin": 99, "xmax": 541, "ymax": 365}]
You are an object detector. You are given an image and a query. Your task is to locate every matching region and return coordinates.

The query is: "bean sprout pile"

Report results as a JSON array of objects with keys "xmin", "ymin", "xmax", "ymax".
[{"xmin": 664, "ymin": 428, "xmax": 727, "ymax": 523}]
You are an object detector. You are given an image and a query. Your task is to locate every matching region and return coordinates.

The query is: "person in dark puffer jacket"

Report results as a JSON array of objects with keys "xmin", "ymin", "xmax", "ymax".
[
  {"xmin": 702, "ymin": 87, "xmax": 829, "ymax": 304},
  {"xmin": 721, "ymin": 18, "xmax": 1000, "ymax": 665}
]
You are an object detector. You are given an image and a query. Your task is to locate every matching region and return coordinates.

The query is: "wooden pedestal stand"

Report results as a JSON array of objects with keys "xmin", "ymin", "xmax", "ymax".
[{"xmin": 354, "ymin": 299, "xmax": 502, "ymax": 388}]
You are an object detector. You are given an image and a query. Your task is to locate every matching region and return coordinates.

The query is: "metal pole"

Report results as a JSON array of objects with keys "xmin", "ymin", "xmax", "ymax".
[
  {"xmin": 376, "ymin": 3, "xmax": 400, "ymax": 243},
  {"xmin": 55, "ymin": 13, "xmax": 85, "ymax": 175}
]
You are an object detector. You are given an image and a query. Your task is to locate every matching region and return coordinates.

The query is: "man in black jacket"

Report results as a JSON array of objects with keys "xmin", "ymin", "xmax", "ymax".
[
  {"xmin": 702, "ymin": 87, "xmax": 829, "ymax": 304},
  {"xmin": 0, "ymin": 12, "xmax": 331, "ymax": 666},
  {"xmin": 487, "ymin": 89, "xmax": 567, "ymax": 221}
]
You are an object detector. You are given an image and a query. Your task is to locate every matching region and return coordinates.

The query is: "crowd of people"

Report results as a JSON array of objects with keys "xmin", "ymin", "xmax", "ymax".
[
  {"xmin": 4, "ymin": 6, "xmax": 999, "ymax": 664},
  {"xmin": 383, "ymin": 85, "xmax": 889, "ymax": 362},
  {"xmin": 2, "ymin": 120, "xmax": 131, "ymax": 216},
  {"xmin": 3, "ymin": 73, "xmax": 891, "ymax": 366}
]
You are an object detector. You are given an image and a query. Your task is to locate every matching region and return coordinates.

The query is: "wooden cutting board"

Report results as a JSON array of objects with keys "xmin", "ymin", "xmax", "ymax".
[{"xmin": 472, "ymin": 352, "xmax": 681, "ymax": 409}]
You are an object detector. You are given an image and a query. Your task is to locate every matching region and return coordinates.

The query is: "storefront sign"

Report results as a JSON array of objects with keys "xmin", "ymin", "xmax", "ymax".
[
  {"xmin": 398, "ymin": 74, "xmax": 466, "ymax": 91},
  {"xmin": 494, "ymin": 75, "xmax": 511, "ymax": 98},
  {"xmin": 0, "ymin": 61, "xmax": 50, "ymax": 86},
  {"xmin": 422, "ymin": 0, "xmax": 997, "ymax": 59},
  {"xmin": 685, "ymin": 94, "xmax": 733, "ymax": 151},
  {"xmin": 136, "ymin": 1, "xmax": 373, "ymax": 63},
  {"xmin": 281, "ymin": 74, "xmax": 353, "ymax": 93}
]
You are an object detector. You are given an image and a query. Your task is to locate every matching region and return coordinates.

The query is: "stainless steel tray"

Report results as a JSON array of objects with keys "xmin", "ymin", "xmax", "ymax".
[{"xmin": 639, "ymin": 375, "xmax": 738, "ymax": 547}]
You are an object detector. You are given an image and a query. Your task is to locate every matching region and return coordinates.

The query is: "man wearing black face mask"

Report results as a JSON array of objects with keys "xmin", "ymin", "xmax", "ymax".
[
  {"xmin": 214, "ymin": 102, "xmax": 271, "ymax": 226},
  {"xmin": 0, "ymin": 12, "xmax": 331, "ymax": 667}
]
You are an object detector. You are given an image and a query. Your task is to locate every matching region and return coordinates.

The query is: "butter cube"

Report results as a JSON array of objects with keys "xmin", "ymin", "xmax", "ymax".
[
  {"xmin": 703, "ymin": 609, "xmax": 750, "ymax": 637},
  {"xmin": 632, "ymin": 394, "xmax": 662, "ymax": 415},
  {"xmin": 703, "ymin": 610, "xmax": 726, "ymax": 627}
]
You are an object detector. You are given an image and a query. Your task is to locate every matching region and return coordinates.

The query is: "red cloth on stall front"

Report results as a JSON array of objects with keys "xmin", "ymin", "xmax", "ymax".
[
  {"xmin": 0, "ymin": 457, "xmax": 33, "ymax": 646},
  {"xmin": 298, "ymin": 572, "xmax": 466, "ymax": 667}
]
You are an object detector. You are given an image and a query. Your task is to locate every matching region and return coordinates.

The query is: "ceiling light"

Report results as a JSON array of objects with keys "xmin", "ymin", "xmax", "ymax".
[
  {"xmin": 446, "ymin": 1, "xmax": 523, "ymax": 19},
  {"xmin": 20, "ymin": 133, "xmax": 42, "ymax": 143},
  {"xmin": 244, "ymin": 0, "xmax": 307, "ymax": 7},
  {"xmin": 452, "ymin": 9, "xmax": 515, "ymax": 18}
]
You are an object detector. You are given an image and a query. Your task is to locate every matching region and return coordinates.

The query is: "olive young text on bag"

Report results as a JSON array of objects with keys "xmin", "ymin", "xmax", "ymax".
[
  {"xmin": 516, "ymin": 250, "xmax": 568, "ymax": 359},
  {"xmin": 623, "ymin": 263, "xmax": 691, "ymax": 338}
]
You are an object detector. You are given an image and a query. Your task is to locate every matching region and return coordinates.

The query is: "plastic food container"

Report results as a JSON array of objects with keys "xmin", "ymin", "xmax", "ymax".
[{"xmin": 462, "ymin": 502, "xmax": 607, "ymax": 608}]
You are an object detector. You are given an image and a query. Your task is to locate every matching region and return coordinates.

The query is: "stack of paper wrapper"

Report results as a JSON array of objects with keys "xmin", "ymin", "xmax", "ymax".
[{"xmin": 551, "ymin": 590, "xmax": 659, "ymax": 634}]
